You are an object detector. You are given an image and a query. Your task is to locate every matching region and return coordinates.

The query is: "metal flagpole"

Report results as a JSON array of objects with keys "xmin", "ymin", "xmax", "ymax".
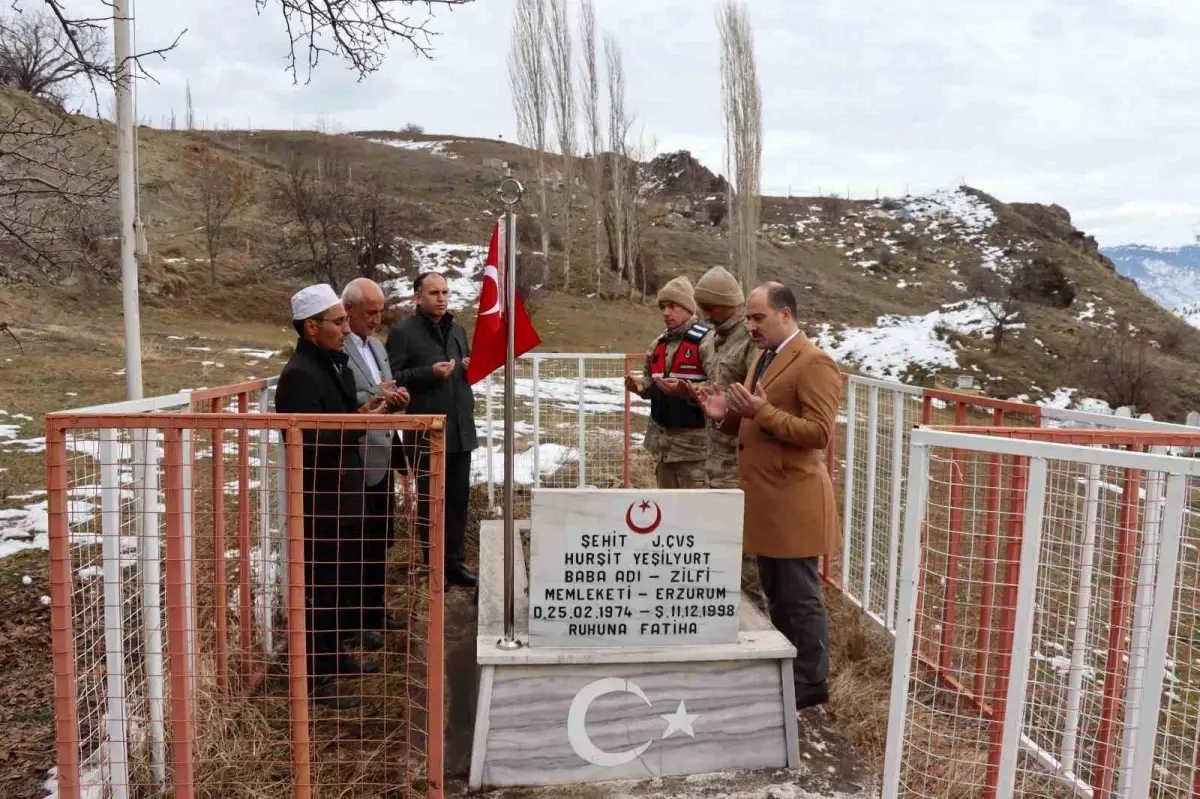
[
  {"xmin": 114, "ymin": 0, "xmax": 144, "ymax": 401},
  {"xmin": 496, "ymin": 172, "xmax": 524, "ymax": 650}
]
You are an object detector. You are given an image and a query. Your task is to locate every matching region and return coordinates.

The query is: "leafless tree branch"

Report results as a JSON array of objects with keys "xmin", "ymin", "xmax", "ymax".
[
  {"xmin": 716, "ymin": 0, "xmax": 762, "ymax": 289},
  {"xmin": 258, "ymin": 0, "xmax": 475, "ymax": 84},
  {"xmin": 546, "ymin": 0, "xmax": 574, "ymax": 289},
  {"xmin": 576, "ymin": 0, "xmax": 604, "ymax": 296},
  {"xmin": 508, "ymin": 0, "xmax": 549, "ymax": 283}
]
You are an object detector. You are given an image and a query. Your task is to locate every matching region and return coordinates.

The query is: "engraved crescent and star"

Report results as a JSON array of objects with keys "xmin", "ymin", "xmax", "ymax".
[
  {"xmin": 625, "ymin": 499, "xmax": 661, "ymax": 535},
  {"xmin": 567, "ymin": 678, "xmax": 700, "ymax": 767}
]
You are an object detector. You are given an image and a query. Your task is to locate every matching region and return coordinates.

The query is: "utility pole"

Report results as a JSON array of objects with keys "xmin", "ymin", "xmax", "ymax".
[{"xmin": 115, "ymin": 0, "xmax": 143, "ymax": 400}]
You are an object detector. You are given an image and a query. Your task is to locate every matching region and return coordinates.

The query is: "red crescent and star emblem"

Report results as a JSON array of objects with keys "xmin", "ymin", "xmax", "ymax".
[{"xmin": 626, "ymin": 500, "xmax": 663, "ymax": 535}]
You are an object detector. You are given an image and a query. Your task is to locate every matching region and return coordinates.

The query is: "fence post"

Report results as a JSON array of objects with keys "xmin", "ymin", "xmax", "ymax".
[
  {"xmin": 884, "ymin": 389, "xmax": 905, "ymax": 630},
  {"xmin": 862, "ymin": 386, "xmax": 879, "ymax": 616},
  {"xmin": 163, "ymin": 428, "xmax": 197, "ymax": 798},
  {"xmin": 841, "ymin": 380, "xmax": 858, "ymax": 592},
  {"xmin": 427, "ymin": 421, "xmax": 447, "ymax": 798},
  {"xmin": 1059, "ymin": 462, "xmax": 1101, "ymax": 778},
  {"xmin": 140, "ymin": 429, "xmax": 167, "ymax": 782},
  {"xmin": 284, "ymin": 427, "xmax": 312, "ymax": 798},
  {"xmin": 1093, "ymin": 465, "xmax": 1143, "ymax": 795},
  {"xmin": 1127, "ymin": 472, "xmax": 1188, "ymax": 798},
  {"xmin": 577, "ymin": 356, "xmax": 587, "ymax": 487},
  {"xmin": 181, "ymin": 427, "xmax": 198, "ymax": 702},
  {"xmin": 881, "ymin": 439, "xmax": 931, "ymax": 797},
  {"xmin": 256, "ymin": 388, "xmax": 274, "ymax": 655},
  {"xmin": 47, "ymin": 420, "xmax": 81, "ymax": 799},
  {"xmin": 532, "ymin": 357, "xmax": 541, "ymax": 488},
  {"xmin": 237, "ymin": 393, "xmax": 253, "ymax": 656},
  {"xmin": 1120, "ymin": 450, "xmax": 1168, "ymax": 785},
  {"xmin": 623, "ymin": 355, "xmax": 632, "ymax": 488},
  {"xmin": 938, "ymin": 402, "xmax": 969, "ymax": 674},
  {"xmin": 99, "ymin": 429, "xmax": 131, "ymax": 798},
  {"xmin": 993, "ymin": 457, "xmax": 1049, "ymax": 799},
  {"xmin": 210, "ymin": 400, "xmax": 230, "ymax": 696},
  {"xmin": 973, "ymin": 409, "xmax": 1004, "ymax": 701}
]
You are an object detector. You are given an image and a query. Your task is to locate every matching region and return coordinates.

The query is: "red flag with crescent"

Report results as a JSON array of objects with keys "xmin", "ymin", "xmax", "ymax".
[{"xmin": 466, "ymin": 218, "xmax": 542, "ymax": 385}]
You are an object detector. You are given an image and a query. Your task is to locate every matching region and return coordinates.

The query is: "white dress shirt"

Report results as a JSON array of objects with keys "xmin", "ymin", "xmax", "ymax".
[
  {"xmin": 348, "ymin": 332, "xmax": 382, "ymax": 384},
  {"xmin": 775, "ymin": 328, "xmax": 801, "ymax": 354}
]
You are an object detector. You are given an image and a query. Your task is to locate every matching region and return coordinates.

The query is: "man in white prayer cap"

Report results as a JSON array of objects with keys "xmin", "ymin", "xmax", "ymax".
[{"xmin": 275, "ymin": 283, "xmax": 390, "ymax": 710}]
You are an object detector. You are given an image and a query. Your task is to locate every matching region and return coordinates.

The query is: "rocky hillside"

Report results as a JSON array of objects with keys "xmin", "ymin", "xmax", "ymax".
[{"xmin": 2, "ymin": 86, "xmax": 1200, "ymax": 419}]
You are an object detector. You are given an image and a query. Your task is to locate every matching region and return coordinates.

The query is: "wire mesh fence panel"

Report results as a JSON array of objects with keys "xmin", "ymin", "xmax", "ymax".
[
  {"xmin": 474, "ymin": 354, "xmax": 649, "ymax": 514},
  {"xmin": 47, "ymin": 412, "xmax": 447, "ymax": 799},
  {"xmin": 884, "ymin": 428, "xmax": 1200, "ymax": 799}
]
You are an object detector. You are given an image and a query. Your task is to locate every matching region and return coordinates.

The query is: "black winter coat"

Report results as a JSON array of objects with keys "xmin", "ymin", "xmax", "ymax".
[
  {"xmin": 274, "ymin": 338, "xmax": 366, "ymax": 537},
  {"xmin": 385, "ymin": 310, "xmax": 477, "ymax": 454}
]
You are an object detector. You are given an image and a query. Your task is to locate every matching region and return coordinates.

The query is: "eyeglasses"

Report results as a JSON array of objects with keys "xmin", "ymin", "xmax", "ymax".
[{"xmin": 319, "ymin": 314, "xmax": 349, "ymax": 327}]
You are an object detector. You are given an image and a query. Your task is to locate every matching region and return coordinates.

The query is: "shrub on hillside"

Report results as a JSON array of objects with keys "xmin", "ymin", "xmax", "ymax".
[
  {"xmin": 705, "ymin": 198, "xmax": 727, "ymax": 227},
  {"xmin": 402, "ymin": 123, "xmax": 424, "ymax": 135},
  {"xmin": 1073, "ymin": 322, "xmax": 1166, "ymax": 416},
  {"xmin": 1012, "ymin": 254, "xmax": 1075, "ymax": 309},
  {"xmin": 820, "ymin": 195, "xmax": 846, "ymax": 223}
]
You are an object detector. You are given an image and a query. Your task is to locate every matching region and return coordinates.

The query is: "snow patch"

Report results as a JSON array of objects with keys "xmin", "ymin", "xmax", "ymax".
[{"xmin": 381, "ymin": 240, "xmax": 488, "ymax": 311}]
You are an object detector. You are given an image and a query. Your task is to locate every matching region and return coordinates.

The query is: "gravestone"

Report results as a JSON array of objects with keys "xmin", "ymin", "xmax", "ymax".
[
  {"xmin": 527, "ymin": 490, "xmax": 742, "ymax": 648},
  {"xmin": 469, "ymin": 489, "xmax": 800, "ymax": 790}
]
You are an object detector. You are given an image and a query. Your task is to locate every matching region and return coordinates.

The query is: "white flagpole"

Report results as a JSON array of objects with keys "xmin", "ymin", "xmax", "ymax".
[
  {"xmin": 497, "ymin": 171, "xmax": 524, "ymax": 651},
  {"xmin": 114, "ymin": 0, "xmax": 144, "ymax": 401}
]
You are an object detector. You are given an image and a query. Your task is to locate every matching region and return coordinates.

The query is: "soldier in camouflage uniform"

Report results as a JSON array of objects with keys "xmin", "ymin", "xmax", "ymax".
[
  {"xmin": 693, "ymin": 266, "xmax": 757, "ymax": 489},
  {"xmin": 625, "ymin": 276, "xmax": 714, "ymax": 488}
]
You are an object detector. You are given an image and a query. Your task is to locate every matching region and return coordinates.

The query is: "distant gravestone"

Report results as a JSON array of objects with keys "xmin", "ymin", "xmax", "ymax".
[
  {"xmin": 527, "ymin": 489, "xmax": 743, "ymax": 649},
  {"xmin": 1187, "ymin": 411, "xmax": 1200, "ymax": 428}
]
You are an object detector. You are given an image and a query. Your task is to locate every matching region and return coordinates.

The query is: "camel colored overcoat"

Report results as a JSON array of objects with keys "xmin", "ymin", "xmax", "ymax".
[{"xmin": 719, "ymin": 331, "xmax": 842, "ymax": 559}]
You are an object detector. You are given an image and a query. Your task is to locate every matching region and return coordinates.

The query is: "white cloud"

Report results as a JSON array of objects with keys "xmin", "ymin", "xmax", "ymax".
[{"xmin": 90, "ymin": 0, "xmax": 1200, "ymax": 248}]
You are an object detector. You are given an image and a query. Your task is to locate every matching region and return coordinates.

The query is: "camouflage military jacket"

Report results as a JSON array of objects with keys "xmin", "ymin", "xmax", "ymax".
[
  {"xmin": 639, "ymin": 318, "xmax": 713, "ymax": 463},
  {"xmin": 698, "ymin": 310, "xmax": 757, "ymax": 486}
]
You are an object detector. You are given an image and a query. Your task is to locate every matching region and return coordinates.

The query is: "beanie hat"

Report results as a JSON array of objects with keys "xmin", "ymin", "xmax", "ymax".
[
  {"xmin": 656, "ymin": 276, "xmax": 697, "ymax": 315},
  {"xmin": 693, "ymin": 266, "xmax": 744, "ymax": 306}
]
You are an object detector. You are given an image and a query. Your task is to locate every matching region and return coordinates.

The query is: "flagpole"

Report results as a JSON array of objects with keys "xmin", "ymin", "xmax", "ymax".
[{"xmin": 497, "ymin": 172, "xmax": 524, "ymax": 651}]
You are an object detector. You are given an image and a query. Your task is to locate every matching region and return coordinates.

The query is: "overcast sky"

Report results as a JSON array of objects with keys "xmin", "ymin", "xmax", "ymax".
[{"xmin": 113, "ymin": 0, "xmax": 1199, "ymax": 248}]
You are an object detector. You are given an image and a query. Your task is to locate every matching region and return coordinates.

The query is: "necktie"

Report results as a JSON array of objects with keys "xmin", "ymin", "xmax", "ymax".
[{"xmin": 752, "ymin": 350, "xmax": 775, "ymax": 391}]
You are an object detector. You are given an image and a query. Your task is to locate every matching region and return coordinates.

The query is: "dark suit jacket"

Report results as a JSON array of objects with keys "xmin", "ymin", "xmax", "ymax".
[
  {"xmin": 274, "ymin": 337, "xmax": 366, "ymax": 536},
  {"xmin": 385, "ymin": 310, "xmax": 477, "ymax": 454}
]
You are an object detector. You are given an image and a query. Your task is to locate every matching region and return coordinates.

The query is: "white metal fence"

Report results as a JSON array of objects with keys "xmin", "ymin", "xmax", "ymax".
[
  {"xmin": 832, "ymin": 374, "xmax": 1200, "ymax": 639},
  {"xmin": 475, "ymin": 353, "xmax": 648, "ymax": 507},
  {"xmin": 883, "ymin": 427, "xmax": 1200, "ymax": 798}
]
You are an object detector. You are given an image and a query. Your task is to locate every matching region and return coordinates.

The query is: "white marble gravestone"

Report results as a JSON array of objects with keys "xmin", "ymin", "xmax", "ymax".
[
  {"xmin": 527, "ymin": 489, "xmax": 743, "ymax": 648},
  {"xmin": 470, "ymin": 489, "xmax": 800, "ymax": 790}
]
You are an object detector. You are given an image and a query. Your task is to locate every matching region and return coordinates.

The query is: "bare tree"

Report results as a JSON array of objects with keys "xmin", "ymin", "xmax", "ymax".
[
  {"xmin": 577, "ymin": 0, "xmax": 604, "ymax": 296},
  {"xmin": 0, "ymin": 104, "xmax": 114, "ymax": 272},
  {"xmin": 604, "ymin": 32, "xmax": 629, "ymax": 299},
  {"xmin": 716, "ymin": 0, "xmax": 762, "ymax": 289},
  {"xmin": 508, "ymin": 0, "xmax": 550, "ymax": 283},
  {"xmin": 1075, "ymin": 322, "xmax": 1165, "ymax": 415},
  {"xmin": 271, "ymin": 154, "xmax": 405, "ymax": 290},
  {"xmin": 185, "ymin": 81, "xmax": 195, "ymax": 130},
  {"xmin": 257, "ymin": 0, "xmax": 477, "ymax": 82},
  {"xmin": 0, "ymin": 9, "xmax": 105, "ymax": 104},
  {"xmin": 545, "ymin": 0, "xmax": 575, "ymax": 289},
  {"xmin": 183, "ymin": 148, "xmax": 256, "ymax": 285},
  {"xmin": 962, "ymin": 264, "xmax": 1022, "ymax": 352}
]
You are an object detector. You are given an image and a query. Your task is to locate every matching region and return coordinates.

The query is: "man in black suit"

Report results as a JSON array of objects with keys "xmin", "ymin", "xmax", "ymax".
[
  {"xmin": 275, "ymin": 283, "xmax": 391, "ymax": 710},
  {"xmin": 386, "ymin": 272, "xmax": 478, "ymax": 588}
]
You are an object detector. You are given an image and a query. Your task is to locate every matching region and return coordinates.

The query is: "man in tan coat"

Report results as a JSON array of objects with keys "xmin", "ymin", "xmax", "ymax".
[
  {"xmin": 625, "ymin": 275, "xmax": 713, "ymax": 488},
  {"xmin": 699, "ymin": 281, "xmax": 842, "ymax": 710}
]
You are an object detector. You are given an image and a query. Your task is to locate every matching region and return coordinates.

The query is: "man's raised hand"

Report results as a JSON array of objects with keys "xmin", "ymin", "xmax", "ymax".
[
  {"xmin": 433, "ymin": 360, "xmax": 456, "ymax": 380},
  {"xmin": 697, "ymin": 384, "xmax": 728, "ymax": 421},
  {"xmin": 359, "ymin": 395, "xmax": 390, "ymax": 414}
]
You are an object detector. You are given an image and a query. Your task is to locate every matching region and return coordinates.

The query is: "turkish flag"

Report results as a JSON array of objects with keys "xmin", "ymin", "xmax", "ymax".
[{"xmin": 466, "ymin": 218, "xmax": 541, "ymax": 385}]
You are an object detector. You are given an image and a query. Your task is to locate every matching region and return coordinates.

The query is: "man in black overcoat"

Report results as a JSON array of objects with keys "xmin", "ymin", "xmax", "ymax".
[
  {"xmin": 386, "ymin": 272, "xmax": 478, "ymax": 587},
  {"xmin": 275, "ymin": 283, "xmax": 391, "ymax": 709}
]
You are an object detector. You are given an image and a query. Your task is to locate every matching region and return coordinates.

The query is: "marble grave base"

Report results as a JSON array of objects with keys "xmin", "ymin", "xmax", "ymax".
[{"xmin": 469, "ymin": 520, "xmax": 800, "ymax": 790}]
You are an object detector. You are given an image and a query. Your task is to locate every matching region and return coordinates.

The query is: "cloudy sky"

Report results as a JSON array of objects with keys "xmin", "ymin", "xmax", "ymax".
[{"xmin": 112, "ymin": 0, "xmax": 1200, "ymax": 248}]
